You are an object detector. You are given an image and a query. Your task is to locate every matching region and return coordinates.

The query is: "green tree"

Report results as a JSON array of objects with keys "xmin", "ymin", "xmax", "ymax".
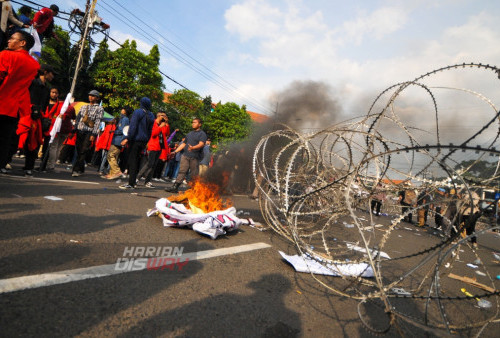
[
  {"xmin": 88, "ymin": 38, "xmax": 110, "ymax": 83},
  {"xmin": 39, "ymin": 26, "xmax": 74, "ymax": 96},
  {"xmin": 204, "ymin": 102, "xmax": 252, "ymax": 145},
  {"xmin": 455, "ymin": 160, "xmax": 497, "ymax": 179},
  {"xmin": 167, "ymin": 89, "xmax": 204, "ymax": 133},
  {"xmin": 94, "ymin": 40, "xmax": 164, "ymax": 114}
]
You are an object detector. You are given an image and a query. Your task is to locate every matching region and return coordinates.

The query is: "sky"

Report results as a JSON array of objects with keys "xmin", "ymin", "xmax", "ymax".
[{"xmin": 30, "ymin": 0, "xmax": 500, "ymax": 123}]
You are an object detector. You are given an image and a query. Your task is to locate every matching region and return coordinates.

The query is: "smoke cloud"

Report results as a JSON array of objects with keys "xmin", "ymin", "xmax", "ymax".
[
  {"xmin": 272, "ymin": 80, "xmax": 343, "ymax": 130},
  {"xmin": 202, "ymin": 80, "xmax": 343, "ymax": 194}
]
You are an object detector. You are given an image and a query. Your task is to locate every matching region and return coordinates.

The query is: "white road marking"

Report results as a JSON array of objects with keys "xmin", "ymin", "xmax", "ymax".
[
  {"xmin": 32, "ymin": 177, "xmax": 100, "ymax": 185},
  {"xmin": 0, "ymin": 242, "xmax": 271, "ymax": 294},
  {"xmin": 44, "ymin": 196, "xmax": 63, "ymax": 201},
  {"xmin": 1, "ymin": 175, "xmax": 100, "ymax": 185}
]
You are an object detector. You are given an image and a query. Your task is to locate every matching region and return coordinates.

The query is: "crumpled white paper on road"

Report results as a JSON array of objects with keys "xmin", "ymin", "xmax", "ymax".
[{"xmin": 279, "ymin": 251, "xmax": 374, "ymax": 277}]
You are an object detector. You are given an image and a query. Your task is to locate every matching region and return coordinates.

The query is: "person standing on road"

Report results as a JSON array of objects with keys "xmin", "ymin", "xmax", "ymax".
[
  {"xmin": 166, "ymin": 118, "xmax": 207, "ymax": 193},
  {"xmin": 398, "ymin": 182, "xmax": 417, "ymax": 224},
  {"xmin": 136, "ymin": 111, "xmax": 169, "ymax": 188},
  {"xmin": 71, "ymin": 90, "xmax": 104, "ymax": 177},
  {"xmin": 104, "ymin": 107, "xmax": 131, "ymax": 180},
  {"xmin": 119, "ymin": 97, "xmax": 154, "ymax": 189},
  {"xmin": 29, "ymin": 64, "xmax": 55, "ymax": 163},
  {"xmin": 0, "ymin": 31, "xmax": 39, "ymax": 174},
  {"xmin": 44, "ymin": 91, "xmax": 76, "ymax": 171},
  {"xmin": 370, "ymin": 183, "xmax": 386, "ymax": 216},
  {"xmin": 198, "ymin": 139, "xmax": 211, "ymax": 177}
]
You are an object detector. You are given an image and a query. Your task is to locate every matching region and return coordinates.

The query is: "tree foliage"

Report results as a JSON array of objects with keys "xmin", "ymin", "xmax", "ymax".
[
  {"xmin": 455, "ymin": 160, "xmax": 498, "ymax": 179},
  {"xmin": 94, "ymin": 40, "xmax": 164, "ymax": 114},
  {"xmin": 37, "ymin": 23, "xmax": 254, "ymax": 145},
  {"xmin": 166, "ymin": 89, "xmax": 204, "ymax": 133},
  {"xmin": 39, "ymin": 26, "xmax": 75, "ymax": 96},
  {"xmin": 204, "ymin": 102, "xmax": 252, "ymax": 145}
]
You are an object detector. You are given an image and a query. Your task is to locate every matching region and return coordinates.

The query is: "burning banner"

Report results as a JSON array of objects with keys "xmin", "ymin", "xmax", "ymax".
[{"xmin": 147, "ymin": 179, "xmax": 254, "ymax": 239}]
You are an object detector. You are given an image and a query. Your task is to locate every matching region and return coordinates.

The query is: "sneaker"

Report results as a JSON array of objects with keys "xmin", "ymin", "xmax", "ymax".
[
  {"xmin": 5, "ymin": 163, "xmax": 12, "ymax": 170},
  {"xmin": 119, "ymin": 184, "xmax": 135, "ymax": 190},
  {"xmin": 107, "ymin": 173, "xmax": 122, "ymax": 180},
  {"xmin": 56, "ymin": 160, "xmax": 61, "ymax": 164},
  {"xmin": 0, "ymin": 168, "xmax": 8, "ymax": 174},
  {"xmin": 19, "ymin": 154, "xmax": 25, "ymax": 159},
  {"xmin": 72, "ymin": 172, "xmax": 80, "ymax": 177},
  {"xmin": 25, "ymin": 170, "xmax": 33, "ymax": 176},
  {"xmin": 145, "ymin": 182, "xmax": 155, "ymax": 188}
]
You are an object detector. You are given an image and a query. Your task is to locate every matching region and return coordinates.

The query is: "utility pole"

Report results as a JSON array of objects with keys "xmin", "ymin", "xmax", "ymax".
[{"xmin": 69, "ymin": 0, "xmax": 98, "ymax": 96}]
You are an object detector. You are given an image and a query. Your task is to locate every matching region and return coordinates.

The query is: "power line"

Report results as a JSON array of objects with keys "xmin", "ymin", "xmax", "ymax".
[
  {"xmin": 102, "ymin": 33, "xmax": 189, "ymax": 90},
  {"xmin": 100, "ymin": 0, "xmax": 272, "ymax": 114},
  {"xmin": 13, "ymin": 0, "xmax": 189, "ymax": 91},
  {"xmin": 98, "ymin": 1, "xmax": 241, "ymax": 98},
  {"xmin": 107, "ymin": 0, "xmax": 272, "ymax": 114},
  {"xmin": 16, "ymin": 0, "xmax": 272, "ymax": 114}
]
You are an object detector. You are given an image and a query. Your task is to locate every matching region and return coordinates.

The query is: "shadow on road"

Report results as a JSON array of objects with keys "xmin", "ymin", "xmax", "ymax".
[
  {"xmin": 0, "ymin": 240, "xmax": 207, "ymax": 337},
  {"xmin": 119, "ymin": 273, "xmax": 301, "ymax": 337}
]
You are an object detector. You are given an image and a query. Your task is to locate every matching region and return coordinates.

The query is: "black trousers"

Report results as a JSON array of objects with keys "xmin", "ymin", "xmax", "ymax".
[
  {"xmin": 73, "ymin": 131, "xmax": 93, "ymax": 173},
  {"xmin": 137, "ymin": 150, "xmax": 161, "ymax": 184},
  {"xmin": 0, "ymin": 115, "xmax": 18, "ymax": 169},
  {"xmin": 127, "ymin": 140, "xmax": 147, "ymax": 186},
  {"xmin": 401, "ymin": 202, "xmax": 412, "ymax": 223},
  {"xmin": 24, "ymin": 144, "xmax": 39, "ymax": 171},
  {"xmin": 371, "ymin": 200, "xmax": 382, "ymax": 215}
]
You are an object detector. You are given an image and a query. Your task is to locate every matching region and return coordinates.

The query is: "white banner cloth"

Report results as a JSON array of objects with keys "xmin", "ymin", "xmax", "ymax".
[{"xmin": 148, "ymin": 198, "xmax": 251, "ymax": 239}]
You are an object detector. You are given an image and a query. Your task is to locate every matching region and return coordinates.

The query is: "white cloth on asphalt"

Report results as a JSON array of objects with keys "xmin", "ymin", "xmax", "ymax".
[{"xmin": 147, "ymin": 198, "xmax": 248, "ymax": 239}]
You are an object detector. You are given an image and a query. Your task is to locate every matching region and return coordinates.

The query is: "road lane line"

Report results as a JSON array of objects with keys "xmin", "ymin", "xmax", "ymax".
[
  {"xmin": 32, "ymin": 177, "xmax": 100, "ymax": 185},
  {"xmin": 0, "ymin": 242, "xmax": 271, "ymax": 294},
  {"xmin": 1, "ymin": 175, "xmax": 100, "ymax": 185}
]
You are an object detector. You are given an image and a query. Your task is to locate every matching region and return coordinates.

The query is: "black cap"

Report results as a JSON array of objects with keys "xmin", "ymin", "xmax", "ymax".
[{"xmin": 50, "ymin": 4, "xmax": 59, "ymax": 14}]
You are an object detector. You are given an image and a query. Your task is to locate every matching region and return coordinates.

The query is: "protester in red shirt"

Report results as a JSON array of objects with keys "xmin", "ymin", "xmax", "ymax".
[
  {"xmin": 95, "ymin": 120, "xmax": 116, "ymax": 175},
  {"xmin": 33, "ymin": 4, "xmax": 59, "ymax": 42},
  {"xmin": 136, "ymin": 111, "xmax": 170, "ymax": 188},
  {"xmin": 17, "ymin": 110, "xmax": 43, "ymax": 176},
  {"xmin": 0, "ymin": 31, "xmax": 39, "ymax": 174},
  {"xmin": 42, "ymin": 88, "xmax": 76, "ymax": 171},
  {"xmin": 58, "ymin": 132, "xmax": 77, "ymax": 164}
]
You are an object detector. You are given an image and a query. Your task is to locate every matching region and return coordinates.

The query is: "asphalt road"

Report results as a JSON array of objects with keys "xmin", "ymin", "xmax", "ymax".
[{"xmin": 1, "ymin": 160, "xmax": 500, "ymax": 337}]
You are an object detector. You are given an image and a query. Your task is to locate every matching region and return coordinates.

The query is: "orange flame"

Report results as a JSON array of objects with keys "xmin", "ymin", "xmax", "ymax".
[{"xmin": 170, "ymin": 178, "xmax": 233, "ymax": 213}]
